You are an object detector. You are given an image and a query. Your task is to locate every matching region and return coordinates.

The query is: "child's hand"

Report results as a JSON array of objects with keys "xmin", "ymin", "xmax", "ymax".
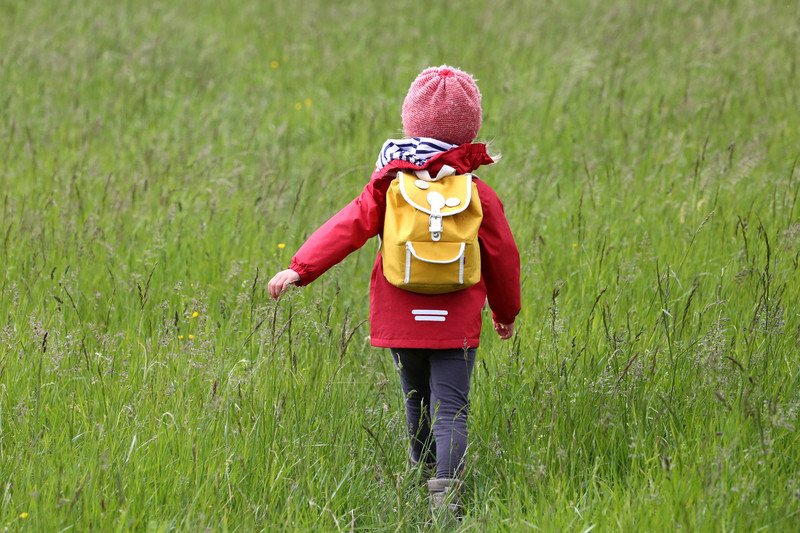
[
  {"xmin": 493, "ymin": 319, "xmax": 514, "ymax": 340},
  {"xmin": 268, "ymin": 269, "xmax": 301, "ymax": 300}
]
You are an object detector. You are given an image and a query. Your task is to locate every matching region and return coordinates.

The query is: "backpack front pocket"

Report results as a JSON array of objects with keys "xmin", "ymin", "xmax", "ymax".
[
  {"xmin": 405, "ymin": 242, "xmax": 466, "ymax": 284},
  {"xmin": 384, "ymin": 241, "xmax": 478, "ymax": 294}
]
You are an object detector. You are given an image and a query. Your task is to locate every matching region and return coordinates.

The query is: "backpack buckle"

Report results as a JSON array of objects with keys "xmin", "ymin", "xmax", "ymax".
[
  {"xmin": 426, "ymin": 190, "xmax": 445, "ymax": 241},
  {"xmin": 429, "ymin": 214, "xmax": 443, "ymax": 241}
]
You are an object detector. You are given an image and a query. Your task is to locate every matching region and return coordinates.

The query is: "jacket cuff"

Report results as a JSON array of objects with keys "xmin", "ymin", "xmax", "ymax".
[
  {"xmin": 491, "ymin": 311, "xmax": 516, "ymax": 326},
  {"xmin": 288, "ymin": 258, "xmax": 314, "ymax": 286}
]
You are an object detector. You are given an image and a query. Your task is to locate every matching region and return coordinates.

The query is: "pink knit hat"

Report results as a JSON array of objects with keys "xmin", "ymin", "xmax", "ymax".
[{"xmin": 401, "ymin": 65, "xmax": 482, "ymax": 146}]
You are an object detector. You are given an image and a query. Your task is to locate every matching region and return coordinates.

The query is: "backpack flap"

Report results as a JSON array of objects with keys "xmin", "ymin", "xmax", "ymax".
[
  {"xmin": 398, "ymin": 171, "xmax": 474, "ymax": 242},
  {"xmin": 397, "ymin": 172, "xmax": 473, "ymax": 216}
]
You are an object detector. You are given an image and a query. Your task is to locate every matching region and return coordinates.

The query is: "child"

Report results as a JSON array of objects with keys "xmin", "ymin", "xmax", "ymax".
[{"xmin": 268, "ymin": 65, "xmax": 521, "ymax": 514}]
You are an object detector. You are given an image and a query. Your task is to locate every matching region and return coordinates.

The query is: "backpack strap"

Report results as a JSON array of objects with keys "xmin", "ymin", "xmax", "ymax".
[{"xmin": 413, "ymin": 164, "xmax": 457, "ymax": 183}]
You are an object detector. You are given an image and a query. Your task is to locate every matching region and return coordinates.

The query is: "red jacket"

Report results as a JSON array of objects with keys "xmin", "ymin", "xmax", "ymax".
[{"xmin": 289, "ymin": 143, "xmax": 521, "ymax": 349}]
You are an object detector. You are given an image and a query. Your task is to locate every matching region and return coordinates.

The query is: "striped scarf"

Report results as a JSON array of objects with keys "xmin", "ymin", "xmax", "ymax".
[{"xmin": 375, "ymin": 137, "xmax": 457, "ymax": 170}]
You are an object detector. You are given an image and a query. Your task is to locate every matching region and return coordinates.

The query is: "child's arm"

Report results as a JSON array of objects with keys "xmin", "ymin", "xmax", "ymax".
[
  {"xmin": 269, "ymin": 177, "xmax": 389, "ymax": 295},
  {"xmin": 475, "ymin": 181, "xmax": 522, "ymax": 337}
]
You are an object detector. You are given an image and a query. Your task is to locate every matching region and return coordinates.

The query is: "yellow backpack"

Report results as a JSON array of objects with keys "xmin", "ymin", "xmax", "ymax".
[{"xmin": 381, "ymin": 168, "xmax": 483, "ymax": 294}]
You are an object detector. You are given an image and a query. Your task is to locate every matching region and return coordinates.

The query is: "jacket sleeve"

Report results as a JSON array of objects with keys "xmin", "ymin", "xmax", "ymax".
[
  {"xmin": 476, "ymin": 180, "xmax": 521, "ymax": 325},
  {"xmin": 289, "ymin": 178, "xmax": 388, "ymax": 285}
]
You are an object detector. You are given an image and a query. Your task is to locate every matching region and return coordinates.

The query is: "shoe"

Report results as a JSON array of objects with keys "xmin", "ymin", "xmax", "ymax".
[{"xmin": 427, "ymin": 478, "xmax": 462, "ymax": 517}]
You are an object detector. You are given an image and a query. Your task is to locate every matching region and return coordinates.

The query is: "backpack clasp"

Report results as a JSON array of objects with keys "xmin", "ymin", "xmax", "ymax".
[
  {"xmin": 426, "ymin": 190, "xmax": 446, "ymax": 241},
  {"xmin": 429, "ymin": 214, "xmax": 443, "ymax": 241}
]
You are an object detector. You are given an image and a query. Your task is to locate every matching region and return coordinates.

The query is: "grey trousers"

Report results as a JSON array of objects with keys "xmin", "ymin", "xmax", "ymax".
[{"xmin": 390, "ymin": 347, "xmax": 477, "ymax": 479}]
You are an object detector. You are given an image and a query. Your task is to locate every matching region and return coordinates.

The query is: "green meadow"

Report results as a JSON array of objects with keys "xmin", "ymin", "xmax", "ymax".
[{"xmin": 2, "ymin": 0, "xmax": 799, "ymax": 530}]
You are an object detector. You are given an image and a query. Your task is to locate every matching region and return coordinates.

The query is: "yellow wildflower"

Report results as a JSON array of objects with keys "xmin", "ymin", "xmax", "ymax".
[
  {"xmin": 304, "ymin": 98, "xmax": 312, "ymax": 108},
  {"xmin": 20, "ymin": 513, "xmax": 29, "ymax": 519},
  {"xmin": 270, "ymin": 60, "xmax": 279, "ymax": 69},
  {"xmin": 192, "ymin": 311, "xmax": 199, "ymax": 318},
  {"xmin": 294, "ymin": 102, "xmax": 302, "ymax": 110},
  {"xmin": 178, "ymin": 335, "xmax": 184, "ymax": 339},
  {"xmin": 278, "ymin": 243, "xmax": 286, "ymax": 249},
  {"xmin": 188, "ymin": 334, "xmax": 194, "ymax": 339}
]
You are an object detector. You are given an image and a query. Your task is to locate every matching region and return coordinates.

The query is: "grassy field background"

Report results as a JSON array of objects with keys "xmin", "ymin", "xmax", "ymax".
[{"xmin": 2, "ymin": 0, "xmax": 799, "ymax": 530}]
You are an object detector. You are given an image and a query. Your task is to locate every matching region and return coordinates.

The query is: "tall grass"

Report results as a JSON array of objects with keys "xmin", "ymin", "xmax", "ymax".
[{"xmin": 1, "ymin": 0, "xmax": 799, "ymax": 530}]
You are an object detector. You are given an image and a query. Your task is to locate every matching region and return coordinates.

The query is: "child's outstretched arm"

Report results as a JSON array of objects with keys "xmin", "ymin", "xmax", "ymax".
[
  {"xmin": 268, "ymin": 176, "xmax": 389, "ymax": 297},
  {"xmin": 268, "ymin": 268, "xmax": 301, "ymax": 300}
]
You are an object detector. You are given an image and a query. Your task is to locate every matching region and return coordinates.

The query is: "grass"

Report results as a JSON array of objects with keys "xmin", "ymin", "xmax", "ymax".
[{"xmin": 1, "ymin": 0, "xmax": 799, "ymax": 530}]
